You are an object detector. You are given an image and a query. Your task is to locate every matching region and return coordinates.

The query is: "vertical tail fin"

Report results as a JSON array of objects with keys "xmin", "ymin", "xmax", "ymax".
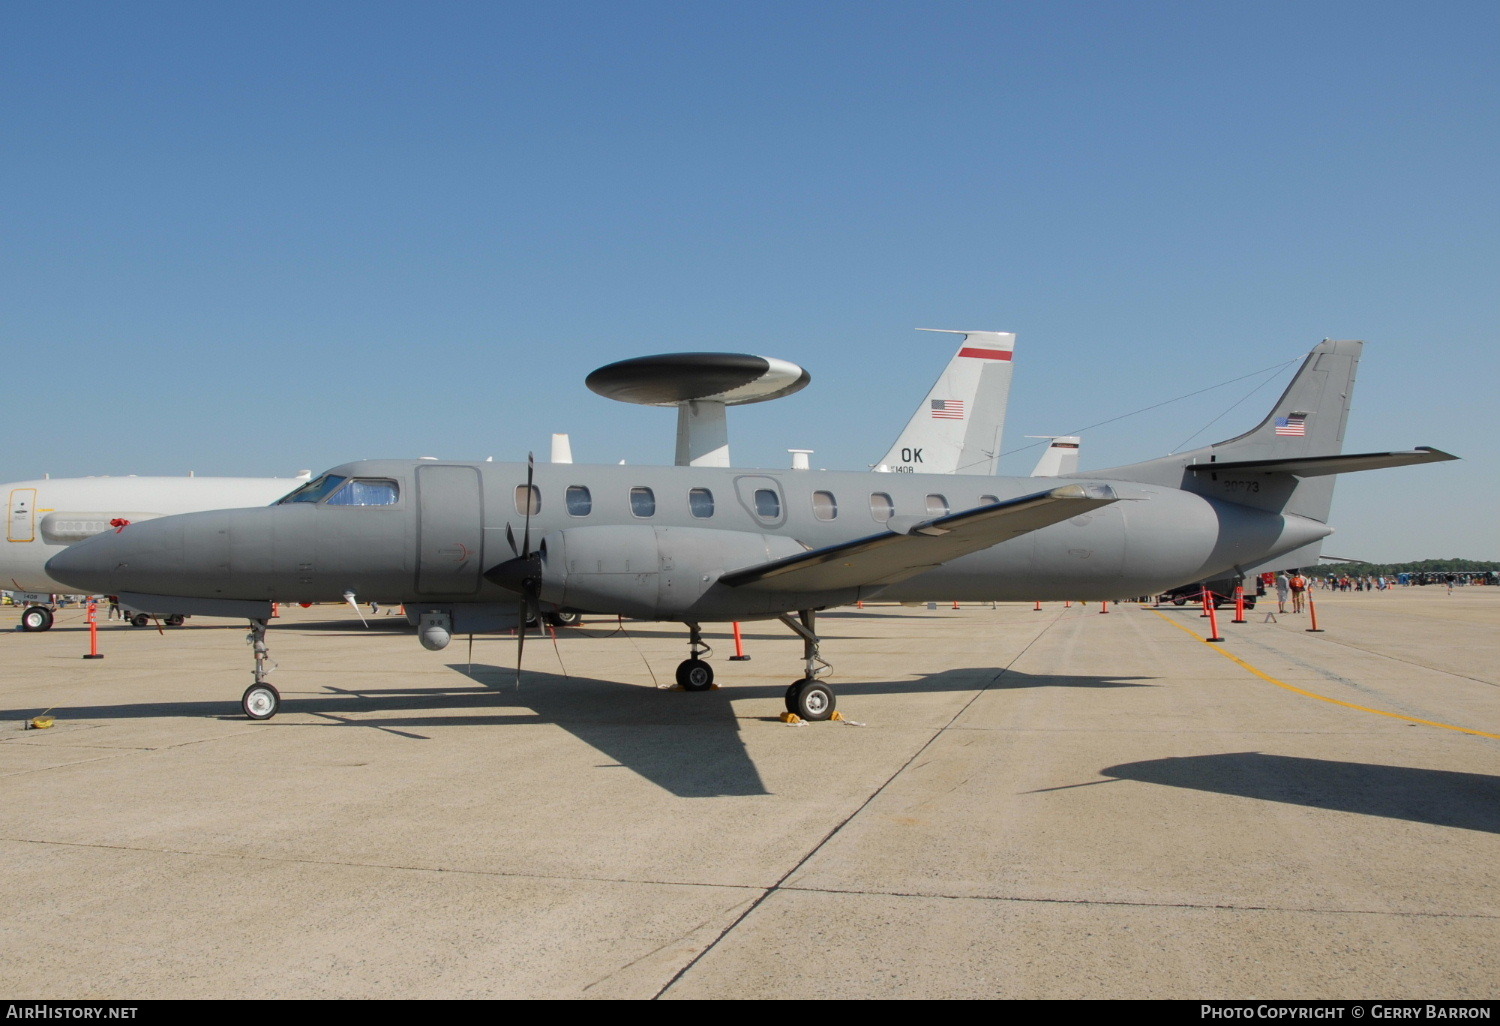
[
  {"xmin": 1029, "ymin": 436, "xmax": 1081, "ymax": 476},
  {"xmin": 1202, "ymin": 338, "xmax": 1361, "ymax": 525},
  {"xmin": 1209, "ymin": 338, "xmax": 1362, "ymax": 464},
  {"xmin": 873, "ymin": 329, "xmax": 1016, "ymax": 474},
  {"xmin": 1086, "ymin": 339, "xmax": 1364, "ymax": 523}
]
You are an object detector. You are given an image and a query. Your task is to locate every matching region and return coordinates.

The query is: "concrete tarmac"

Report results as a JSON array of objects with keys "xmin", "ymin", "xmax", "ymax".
[{"xmin": 2, "ymin": 588, "xmax": 1497, "ymax": 999}]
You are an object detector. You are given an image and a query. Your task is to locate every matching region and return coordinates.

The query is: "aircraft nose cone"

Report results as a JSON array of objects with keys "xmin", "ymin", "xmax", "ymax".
[
  {"xmin": 45, "ymin": 531, "xmax": 133, "ymax": 594},
  {"xmin": 45, "ymin": 517, "xmax": 189, "ymax": 595}
]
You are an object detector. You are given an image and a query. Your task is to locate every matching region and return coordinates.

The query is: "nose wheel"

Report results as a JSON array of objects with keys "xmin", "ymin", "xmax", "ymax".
[
  {"xmin": 242, "ymin": 619, "xmax": 279, "ymax": 719},
  {"xmin": 242, "ymin": 682, "xmax": 280, "ymax": 720}
]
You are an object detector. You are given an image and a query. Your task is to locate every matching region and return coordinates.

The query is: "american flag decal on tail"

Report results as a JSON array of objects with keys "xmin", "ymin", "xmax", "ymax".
[
  {"xmin": 930, "ymin": 399, "xmax": 965, "ymax": 420},
  {"xmin": 1275, "ymin": 414, "xmax": 1307, "ymax": 436}
]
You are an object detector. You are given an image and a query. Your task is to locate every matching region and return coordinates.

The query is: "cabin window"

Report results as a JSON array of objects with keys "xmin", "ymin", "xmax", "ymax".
[
  {"xmin": 514, "ymin": 484, "xmax": 541, "ymax": 516},
  {"xmin": 630, "ymin": 486, "xmax": 656, "ymax": 518},
  {"xmin": 565, "ymin": 485, "xmax": 592, "ymax": 517},
  {"xmin": 326, "ymin": 479, "xmax": 400, "ymax": 506},
  {"xmin": 279, "ymin": 475, "xmax": 348, "ymax": 504},
  {"xmin": 753, "ymin": 488, "xmax": 781, "ymax": 519},
  {"xmin": 979, "ymin": 494, "xmax": 999, "ymax": 506},
  {"xmin": 812, "ymin": 490, "xmax": 837, "ymax": 521},
  {"xmin": 869, "ymin": 492, "xmax": 894, "ymax": 523},
  {"xmin": 926, "ymin": 494, "xmax": 949, "ymax": 516},
  {"xmin": 689, "ymin": 487, "xmax": 714, "ymax": 518}
]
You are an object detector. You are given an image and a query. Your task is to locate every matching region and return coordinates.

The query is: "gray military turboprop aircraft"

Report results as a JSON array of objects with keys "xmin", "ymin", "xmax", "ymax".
[{"xmin": 46, "ymin": 339, "xmax": 1454, "ymax": 723}]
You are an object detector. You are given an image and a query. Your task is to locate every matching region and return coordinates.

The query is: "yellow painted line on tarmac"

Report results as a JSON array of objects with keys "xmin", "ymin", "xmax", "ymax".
[{"xmin": 1146, "ymin": 607, "xmax": 1500, "ymax": 740}]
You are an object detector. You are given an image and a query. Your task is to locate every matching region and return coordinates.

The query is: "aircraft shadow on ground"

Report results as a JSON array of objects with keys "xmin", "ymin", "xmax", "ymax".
[
  {"xmin": 1099, "ymin": 753, "xmax": 1500, "ymax": 835},
  {"xmin": 3, "ymin": 665, "xmax": 1153, "ymax": 800}
]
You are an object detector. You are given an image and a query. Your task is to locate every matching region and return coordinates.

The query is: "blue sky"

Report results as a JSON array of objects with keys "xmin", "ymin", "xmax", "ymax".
[{"xmin": 3, "ymin": 1, "xmax": 1495, "ymax": 561}]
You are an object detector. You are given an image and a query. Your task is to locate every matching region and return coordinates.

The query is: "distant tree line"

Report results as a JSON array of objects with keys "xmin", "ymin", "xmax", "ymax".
[{"xmin": 1332, "ymin": 558, "xmax": 1500, "ymax": 577}]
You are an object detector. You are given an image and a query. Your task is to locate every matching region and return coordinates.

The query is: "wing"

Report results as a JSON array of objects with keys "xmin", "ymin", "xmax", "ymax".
[
  {"xmin": 1184, "ymin": 448, "xmax": 1457, "ymax": 477},
  {"xmin": 719, "ymin": 484, "xmax": 1119, "ymax": 593}
]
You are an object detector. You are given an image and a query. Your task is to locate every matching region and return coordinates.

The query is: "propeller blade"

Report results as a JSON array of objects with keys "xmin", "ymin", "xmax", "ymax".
[
  {"xmin": 521, "ymin": 452, "xmax": 536, "ymax": 558},
  {"xmin": 515, "ymin": 597, "xmax": 528, "ymax": 684},
  {"xmin": 513, "ymin": 453, "xmax": 540, "ymax": 686},
  {"xmin": 505, "ymin": 523, "xmax": 518, "ymax": 558}
]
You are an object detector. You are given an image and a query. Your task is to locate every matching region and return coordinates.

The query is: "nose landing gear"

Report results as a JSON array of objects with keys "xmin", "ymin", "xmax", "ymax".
[{"xmin": 241, "ymin": 619, "xmax": 280, "ymax": 720}]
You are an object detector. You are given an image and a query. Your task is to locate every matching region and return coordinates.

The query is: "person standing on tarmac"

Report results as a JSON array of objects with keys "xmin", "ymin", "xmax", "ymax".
[
  {"xmin": 1289, "ymin": 571, "xmax": 1308, "ymax": 613},
  {"xmin": 1275, "ymin": 572, "xmax": 1290, "ymax": 613}
]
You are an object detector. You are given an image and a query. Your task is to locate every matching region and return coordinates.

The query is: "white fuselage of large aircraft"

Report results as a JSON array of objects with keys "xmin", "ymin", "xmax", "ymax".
[{"xmin": 3, "ymin": 474, "xmax": 308, "ymax": 595}]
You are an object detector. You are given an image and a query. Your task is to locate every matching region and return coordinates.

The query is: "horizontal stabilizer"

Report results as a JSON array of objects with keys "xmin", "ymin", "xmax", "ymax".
[
  {"xmin": 1186, "ymin": 448, "xmax": 1458, "ymax": 478},
  {"xmin": 720, "ymin": 484, "xmax": 1119, "ymax": 593}
]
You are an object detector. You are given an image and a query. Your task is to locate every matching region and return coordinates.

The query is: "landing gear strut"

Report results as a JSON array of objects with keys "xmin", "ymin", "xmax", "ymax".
[
  {"xmin": 241, "ymin": 618, "xmax": 280, "ymax": 720},
  {"xmin": 675, "ymin": 621, "xmax": 715, "ymax": 690},
  {"xmin": 778, "ymin": 610, "xmax": 836, "ymax": 721}
]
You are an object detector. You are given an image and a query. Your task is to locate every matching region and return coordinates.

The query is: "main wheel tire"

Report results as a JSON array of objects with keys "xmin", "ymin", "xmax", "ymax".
[
  {"xmin": 544, "ymin": 610, "xmax": 582, "ymax": 627},
  {"xmin": 1171, "ymin": 596, "xmax": 1187, "ymax": 606},
  {"xmin": 676, "ymin": 658, "xmax": 714, "ymax": 691},
  {"xmin": 164, "ymin": 614, "xmax": 185, "ymax": 627},
  {"xmin": 242, "ymin": 683, "xmax": 280, "ymax": 720},
  {"xmin": 21, "ymin": 606, "xmax": 54, "ymax": 632},
  {"xmin": 786, "ymin": 678, "xmax": 835, "ymax": 721},
  {"xmin": 130, "ymin": 613, "xmax": 150, "ymax": 627}
]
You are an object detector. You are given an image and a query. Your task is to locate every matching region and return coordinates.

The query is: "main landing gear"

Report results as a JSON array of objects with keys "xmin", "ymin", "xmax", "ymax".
[
  {"xmin": 672, "ymin": 611, "xmax": 838, "ymax": 720},
  {"xmin": 778, "ymin": 610, "xmax": 836, "ymax": 721},
  {"xmin": 241, "ymin": 619, "xmax": 280, "ymax": 720},
  {"xmin": 20, "ymin": 605, "xmax": 54, "ymax": 632},
  {"xmin": 675, "ymin": 621, "xmax": 714, "ymax": 691}
]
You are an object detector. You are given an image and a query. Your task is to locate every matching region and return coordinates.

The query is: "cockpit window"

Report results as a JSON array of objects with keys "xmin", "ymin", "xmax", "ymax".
[
  {"xmin": 278, "ymin": 475, "xmax": 349, "ymax": 504},
  {"xmin": 326, "ymin": 479, "xmax": 400, "ymax": 506}
]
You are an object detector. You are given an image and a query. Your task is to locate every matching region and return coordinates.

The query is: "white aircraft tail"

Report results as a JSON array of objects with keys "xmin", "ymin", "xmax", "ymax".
[
  {"xmin": 1029, "ymin": 436, "xmax": 1081, "ymax": 476},
  {"xmin": 873, "ymin": 329, "xmax": 1015, "ymax": 475}
]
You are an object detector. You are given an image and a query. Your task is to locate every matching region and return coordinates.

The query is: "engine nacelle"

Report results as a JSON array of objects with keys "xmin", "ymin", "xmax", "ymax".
[{"xmin": 538, "ymin": 525, "xmax": 807, "ymax": 619}]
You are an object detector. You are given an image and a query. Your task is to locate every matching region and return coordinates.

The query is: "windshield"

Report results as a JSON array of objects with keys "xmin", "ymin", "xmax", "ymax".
[{"xmin": 276, "ymin": 475, "xmax": 348, "ymax": 504}]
